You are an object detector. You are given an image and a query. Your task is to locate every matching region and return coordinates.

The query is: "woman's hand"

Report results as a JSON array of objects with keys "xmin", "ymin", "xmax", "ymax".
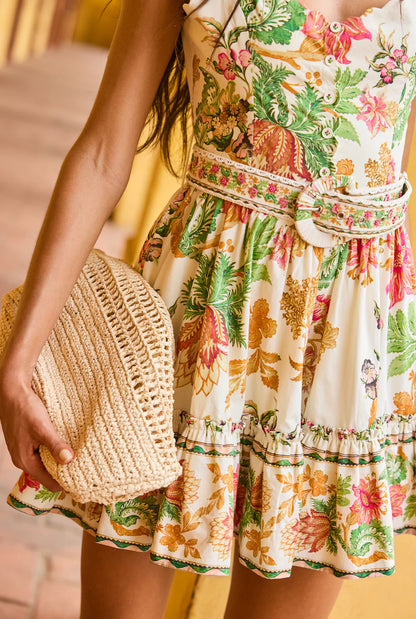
[{"xmin": 0, "ymin": 366, "xmax": 74, "ymax": 493}]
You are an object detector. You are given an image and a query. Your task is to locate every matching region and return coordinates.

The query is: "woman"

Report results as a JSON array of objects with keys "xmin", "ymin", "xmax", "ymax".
[{"xmin": 1, "ymin": 0, "xmax": 416, "ymax": 617}]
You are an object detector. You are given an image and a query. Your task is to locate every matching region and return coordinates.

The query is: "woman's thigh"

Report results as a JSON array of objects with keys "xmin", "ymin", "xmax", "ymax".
[
  {"xmin": 224, "ymin": 537, "xmax": 344, "ymax": 619},
  {"xmin": 80, "ymin": 530, "xmax": 175, "ymax": 619}
]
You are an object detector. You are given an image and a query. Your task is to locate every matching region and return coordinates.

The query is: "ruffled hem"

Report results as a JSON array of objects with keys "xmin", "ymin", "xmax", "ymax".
[{"xmin": 7, "ymin": 409, "xmax": 416, "ymax": 580}]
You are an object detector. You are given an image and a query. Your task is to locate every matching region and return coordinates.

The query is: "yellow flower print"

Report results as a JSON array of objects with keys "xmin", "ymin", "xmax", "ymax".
[
  {"xmin": 315, "ymin": 320, "xmax": 340, "ymax": 362},
  {"xmin": 248, "ymin": 299, "xmax": 277, "ymax": 348},
  {"xmin": 280, "ymin": 275, "xmax": 319, "ymax": 339},
  {"xmin": 157, "ymin": 520, "xmax": 202, "ymax": 559},
  {"xmin": 243, "ymin": 517, "xmax": 277, "ymax": 566},
  {"xmin": 207, "ymin": 462, "xmax": 237, "ymax": 495},
  {"xmin": 309, "ymin": 469, "xmax": 328, "ymax": 497},
  {"xmin": 182, "ymin": 462, "xmax": 202, "ymax": 505},
  {"xmin": 365, "ymin": 142, "xmax": 395, "ymax": 187},
  {"xmin": 393, "ymin": 370, "xmax": 416, "ymax": 415},
  {"xmin": 280, "ymin": 518, "xmax": 299, "ymax": 559}
]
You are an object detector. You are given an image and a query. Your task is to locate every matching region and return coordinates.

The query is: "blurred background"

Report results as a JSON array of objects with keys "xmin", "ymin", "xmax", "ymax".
[{"xmin": 0, "ymin": 1, "xmax": 416, "ymax": 617}]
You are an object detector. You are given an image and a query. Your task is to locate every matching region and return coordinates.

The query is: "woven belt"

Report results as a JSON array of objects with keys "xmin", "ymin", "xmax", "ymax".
[{"xmin": 186, "ymin": 146, "xmax": 412, "ymax": 248}]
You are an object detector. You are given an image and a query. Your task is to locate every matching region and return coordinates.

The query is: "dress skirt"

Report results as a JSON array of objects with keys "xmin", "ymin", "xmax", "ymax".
[{"xmin": 8, "ymin": 180, "xmax": 416, "ymax": 580}]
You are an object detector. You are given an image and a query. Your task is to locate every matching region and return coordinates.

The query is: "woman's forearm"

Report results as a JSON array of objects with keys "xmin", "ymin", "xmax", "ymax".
[
  {"xmin": 1, "ymin": 145, "xmax": 128, "ymax": 377},
  {"xmin": 0, "ymin": 0, "xmax": 185, "ymax": 382}
]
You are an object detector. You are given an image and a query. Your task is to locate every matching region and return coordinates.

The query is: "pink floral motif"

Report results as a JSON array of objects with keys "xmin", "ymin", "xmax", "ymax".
[
  {"xmin": 390, "ymin": 483, "xmax": 407, "ymax": 518},
  {"xmin": 271, "ymin": 228, "xmax": 294, "ymax": 269},
  {"xmin": 18, "ymin": 472, "xmax": 41, "ymax": 493},
  {"xmin": 216, "ymin": 48, "xmax": 252, "ymax": 81},
  {"xmin": 357, "ymin": 89, "xmax": 398, "ymax": 136},
  {"xmin": 386, "ymin": 227, "xmax": 416, "ymax": 308},
  {"xmin": 392, "ymin": 48, "xmax": 408, "ymax": 63},
  {"xmin": 302, "ymin": 12, "xmax": 372, "ymax": 64},
  {"xmin": 312, "ymin": 294, "xmax": 330, "ymax": 322},
  {"xmin": 347, "ymin": 238, "xmax": 378, "ymax": 286},
  {"xmin": 350, "ymin": 473, "xmax": 388, "ymax": 524}
]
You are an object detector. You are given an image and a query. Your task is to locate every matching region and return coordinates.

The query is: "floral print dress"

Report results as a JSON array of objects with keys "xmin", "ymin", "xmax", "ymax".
[{"xmin": 8, "ymin": 0, "xmax": 416, "ymax": 580}]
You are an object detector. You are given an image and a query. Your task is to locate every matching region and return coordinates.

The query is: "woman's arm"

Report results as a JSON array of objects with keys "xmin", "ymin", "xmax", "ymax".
[{"xmin": 0, "ymin": 0, "xmax": 185, "ymax": 490}]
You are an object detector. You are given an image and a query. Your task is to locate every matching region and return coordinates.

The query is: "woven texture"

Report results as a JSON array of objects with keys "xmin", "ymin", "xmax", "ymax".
[{"xmin": 0, "ymin": 248, "xmax": 182, "ymax": 504}]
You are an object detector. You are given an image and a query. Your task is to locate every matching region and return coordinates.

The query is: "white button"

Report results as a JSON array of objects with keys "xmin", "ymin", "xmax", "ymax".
[
  {"xmin": 330, "ymin": 21, "xmax": 343, "ymax": 33},
  {"xmin": 324, "ymin": 54, "xmax": 336, "ymax": 66},
  {"xmin": 319, "ymin": 167, "xmax": 331, "ymax": 177},
  {"xmin": 322, "ymin": 127, "xmax": 334, "ymax": 139},
  {"xmin": 323, "ymin": 91, "xmax": 337, "ymax": 104}
]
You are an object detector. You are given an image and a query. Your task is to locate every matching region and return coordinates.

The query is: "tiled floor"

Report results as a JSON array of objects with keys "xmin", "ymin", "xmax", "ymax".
[{"xmin": 0, "ymin": 43, "xmax": 132, "ymax": 619}]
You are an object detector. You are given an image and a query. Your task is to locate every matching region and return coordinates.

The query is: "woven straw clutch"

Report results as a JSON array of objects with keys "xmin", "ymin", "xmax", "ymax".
[{"xmin": 0, "ymin": 248, "xmax": 182, "ymax": 504}]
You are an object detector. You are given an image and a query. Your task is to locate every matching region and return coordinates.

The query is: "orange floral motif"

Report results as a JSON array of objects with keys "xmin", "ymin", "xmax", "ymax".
[
  {"xmin": 207, "ymin": 462, "xmax": 238, "ymax": 495},
  {"xmin": 275, "ymin": 470, "xmax": 303, "ymax": 523},
  {"xmin": 176, "ymin": 306, "xmax": 229, "ymax": 395},
  {"xmin": 336, "ymin": 159, "xmax": 354, "ymax": 176},
  {"xmin": 249, "ymin": 472, "xmax": 272, "ymax": 513},
  {"xmin": 280, "ymin": 275, "xmax": 319, "ymax": 339},
  {"xmin": 280, "ymin": 518, "xmax": 299, "ymax": 558},
  {"xmin": 157, "ymin": 520, "xmax": 202, "ymax": 559},
  {"xmin": 393, "ymin": 370, "xmax": 416, "ymax": 415},
  {"xmin": 243, "ymin": 517, "xmax": 278, "ymax": 566},
  {"xmin": 252, "ymin": 119, "xmax": 313, "ymax": 181},
  {"xmin": 365, "ymin": 142, "xmax": 396, "ymax": 187},
  {"xmin": 297, "ymin": 510, "xmax": 331, "ymax": 552},
  {"xmin": 248, "ymin": 299, "xmax": 277, "ymax": 348},
  {"xmin": 210, "ymin": 508, "xmax": 234, "ymax": 560}
]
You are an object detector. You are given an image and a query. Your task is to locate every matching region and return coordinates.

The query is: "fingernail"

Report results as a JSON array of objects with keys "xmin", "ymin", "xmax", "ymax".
[{"xmin": 59, "ymin": 449, "xmax": 73, "ymax": 464}]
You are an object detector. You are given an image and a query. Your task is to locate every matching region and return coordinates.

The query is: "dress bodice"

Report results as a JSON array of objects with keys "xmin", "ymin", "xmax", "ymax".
[{"xmin": 182, "ymin": 0, "xmax": 416, "ymax": 190}]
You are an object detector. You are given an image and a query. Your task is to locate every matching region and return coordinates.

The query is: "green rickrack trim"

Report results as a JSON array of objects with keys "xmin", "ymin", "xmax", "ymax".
[
  {"xmin": 238, "ymin": 554, "xmax": 396, "ymax": 579},
  {"xmin": 149, "ymin": 553, "xmax": 230, "ymax": 576}
]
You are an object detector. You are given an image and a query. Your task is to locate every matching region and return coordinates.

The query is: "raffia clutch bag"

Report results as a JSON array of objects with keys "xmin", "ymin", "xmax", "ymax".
[{"xmin": 0, "ymin": 248, "xmax": 182, "ymax": 504}]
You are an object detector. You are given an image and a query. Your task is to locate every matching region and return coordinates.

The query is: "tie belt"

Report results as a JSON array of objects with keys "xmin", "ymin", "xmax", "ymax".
[{"xmin": 185, "ymin": 146, "xmax": 412, "ymax": 248}]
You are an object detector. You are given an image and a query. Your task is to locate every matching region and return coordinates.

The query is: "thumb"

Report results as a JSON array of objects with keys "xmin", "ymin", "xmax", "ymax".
[{"xmin": 38, "ymin": 420, "xmax": 74, "ymax": 465}]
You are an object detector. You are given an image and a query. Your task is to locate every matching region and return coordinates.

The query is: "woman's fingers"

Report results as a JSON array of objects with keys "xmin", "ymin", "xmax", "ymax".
[{"xmin": 23, "ymin": 448, "xmax": 65, "ymax": 494}]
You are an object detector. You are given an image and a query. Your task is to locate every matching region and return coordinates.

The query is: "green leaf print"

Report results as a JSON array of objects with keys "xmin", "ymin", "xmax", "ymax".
[
  {"xmin": 181, "ymin": 252, "xmax": 248, "ymax": 348},
  {"xmin": 348, "ymin": 520, "xmax": 393, "ymax": 557},
  {"xmin": 252, "ymin": 50, "xmax": 293, "ymax": 125},
  {"xmin": 289, "ymin": 84, "xmax": 337, "ymax": 173},
  {"xmin": 241, "ymin": 216, "xmax": 277, "ymax": 289},
  {"xmin": 385, "ymin": 453, "xmax": 408, "ymax": 485},
  {"xmin": 404, "ymin": 495, "xmax": 416, "ymax": 520},
  {"xmin": 333, "ymin": 117, "xmax": 360, "ymax": 143},
  {"xmin": 318, "ymin": 243, "xmax": 349, "ymax": 290},
  {"xmin": 34, "ymin": 488, "xmax": 61, "ymax": 503},
  {"xmin": 336, "ymin": 474, "xmax": 352, "ymax": 507},
  {"xmin": 387, "ymin": 302, "xmax": 416, "ymax": 378},
  {"xmin": 241, "ymin": 0, "xmax": 306, "ymax": 46},
  {"xmin": 105, "ymin": 495, "xmax": 160, "ymax": 531},
  {"xmin": 178, "ymin": 194, "xmax": 224, "ymax": 260},
  {"xmin": 208, "ymin": 254, "xmax": 248, "ymax": 347}
]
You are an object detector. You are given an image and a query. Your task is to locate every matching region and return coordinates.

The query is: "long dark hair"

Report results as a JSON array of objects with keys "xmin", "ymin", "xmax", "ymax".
[
  {"xmin": 122, "ymin": 0, "xmax": 403, "ymax": 177},
  {"xmin": 141, "ymin": 0, "xmax": 241, "ymax": 177}
]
